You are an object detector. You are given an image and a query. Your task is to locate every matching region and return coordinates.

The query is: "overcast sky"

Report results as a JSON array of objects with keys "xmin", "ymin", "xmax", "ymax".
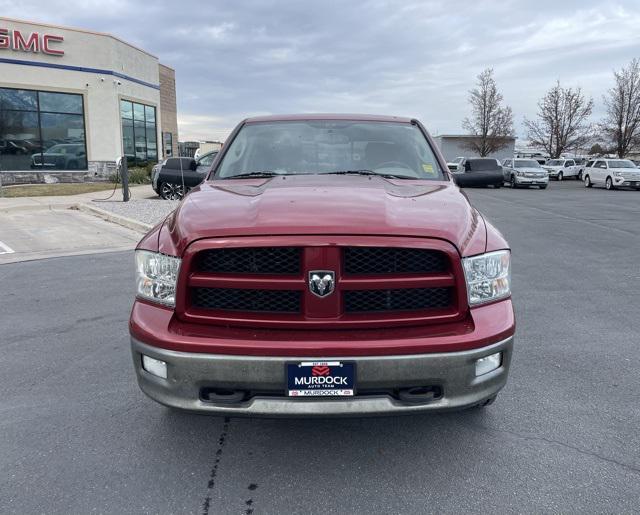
[{"xmin": 2, "ymin": 0, "xmax": 639, "ymax": 142}]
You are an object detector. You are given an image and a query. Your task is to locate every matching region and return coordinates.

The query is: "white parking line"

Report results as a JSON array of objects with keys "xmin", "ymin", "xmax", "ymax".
[{"xmin": 0, "ymin": 241, "xmax": 15, "ymax": 254}]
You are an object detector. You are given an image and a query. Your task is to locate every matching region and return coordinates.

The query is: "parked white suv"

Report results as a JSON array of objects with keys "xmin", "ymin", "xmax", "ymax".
[
  {"xmin": 502, "ymin": 159, "xmax": 549, "ymax": 189},
  {"xmin": 446, "ymin": 156, "xmax": 465, "ymax": 173},
  {"xmin": 543, "ymin": 158, "xmax": 579, "ymax": 181},
  {"xmin": 584, "ymin": 159, "xmax": 640, "ymax": 190}
]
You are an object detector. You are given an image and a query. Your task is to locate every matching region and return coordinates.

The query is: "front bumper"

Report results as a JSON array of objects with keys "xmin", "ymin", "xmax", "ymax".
[
  {"xmin": 613, "ymin": 177, "xmax": 640, "ymax": 187},
  {"xmin": 131, "ymin": 335, "xmax": 513, "ymax": 416},
  {"xmin": 515, "ymin": 176, "xmax": 548, "ymax": 185}
]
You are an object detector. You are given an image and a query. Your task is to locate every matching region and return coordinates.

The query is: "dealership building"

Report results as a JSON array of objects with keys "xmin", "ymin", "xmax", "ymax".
[{"xmin": 0, "ymin": 17, "xmax": 178, "ymax": 183}]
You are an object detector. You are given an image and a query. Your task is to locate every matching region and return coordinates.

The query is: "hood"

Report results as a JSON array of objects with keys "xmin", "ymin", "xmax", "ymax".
[{"xmin": 157, "ymin": 175, "xmax": 487, "ymax": 257}]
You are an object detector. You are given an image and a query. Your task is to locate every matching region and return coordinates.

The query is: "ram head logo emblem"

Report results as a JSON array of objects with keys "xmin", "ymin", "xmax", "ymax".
[{"xmin": 308, "ymin": 271, "xmax": 336, "ymax": 298}]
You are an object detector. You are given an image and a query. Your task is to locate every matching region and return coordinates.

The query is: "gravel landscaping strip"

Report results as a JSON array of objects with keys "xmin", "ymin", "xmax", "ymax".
[{"xmin": 87, "ymin": 199, "xmax": 179, "ymax": 226}]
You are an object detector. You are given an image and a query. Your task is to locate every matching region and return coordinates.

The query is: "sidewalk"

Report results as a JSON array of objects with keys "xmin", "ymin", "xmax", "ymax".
[
  {"xmin": 0, "ymin": 184, "xmax": 177, "ymax": 234},
  {"xmin": 0, "ymin": 184, "xmax": 156, "ymax": 212}
]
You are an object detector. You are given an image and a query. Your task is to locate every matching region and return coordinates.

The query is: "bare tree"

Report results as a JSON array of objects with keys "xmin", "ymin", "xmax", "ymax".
[
  {"xmin": 462, "ymin": 68, "xmax": 514, "ymax": 156},
  {"xmin": 600, "ymin": 58, "xmax": 640, "ymax": 158},
  {"xmin": 524, "ymin": 82, "xmax": 593, "ymax": 158}
]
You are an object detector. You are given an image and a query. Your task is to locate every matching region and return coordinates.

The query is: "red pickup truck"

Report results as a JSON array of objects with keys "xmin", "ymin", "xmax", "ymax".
[{"xmin": 130, "ymin": 114, "xmax": 514, "ymax": 416}]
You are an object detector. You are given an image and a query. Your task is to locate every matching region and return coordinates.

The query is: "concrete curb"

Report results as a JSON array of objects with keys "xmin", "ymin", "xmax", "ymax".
[{"xmin": 75, "ymin": 203, "xmax": 152, "ymax": 233}]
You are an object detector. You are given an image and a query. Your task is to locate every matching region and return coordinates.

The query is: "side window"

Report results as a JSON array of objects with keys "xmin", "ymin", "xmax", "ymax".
[
  {"xmin": 566, "ymin": 160, "xmax": 575, "ymax": 167},
  {"xmin": 595, "ymin": 161, "xmax": 605, "ymax": 168},
  {"xmin": 199, "ymin": 153, "xmax": 217, "ymax": 167},
  {"xmin": 504, "ymin": 159, "xmax": 512, "ymax": 167}
]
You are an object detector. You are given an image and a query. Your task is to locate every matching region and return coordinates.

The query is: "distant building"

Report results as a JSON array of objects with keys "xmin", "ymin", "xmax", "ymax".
[
  {"xmin": 179, "ymin": 140, "xmax": 223, "ymax": 158},
  {"xmin": 0, "ymin": 16, "xmax": 178, "ymax": 184},
  {"xmin": 433, "ymin": 135, "xmax": 516, "ymax": 162}
]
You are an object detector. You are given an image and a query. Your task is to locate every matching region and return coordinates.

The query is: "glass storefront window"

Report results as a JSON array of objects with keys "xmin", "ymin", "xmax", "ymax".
[
  {"xmin": 0, "ymin": 88, "xmax": 38, "ymax": 111},
  {"xmin": 39, "ymin": 92, "xmax": 83, "ymax": 114},
  {"xmin": 121, "ymin": 100, "xmax": 157, "ymax": 167},
  {"xmin": 121, "ymin": 101, "xmax": 133, "ymax": 120},
  {"xmin": 40, "ymin": 113, "xmax": 87, "ymax": 170},
  {"xmin": 163, "ymin": 132, "xmax": 173, "ymax": 157},
  {"xmin": 0, "ymin": 87, "xmax": 87, "ymax": 171}
]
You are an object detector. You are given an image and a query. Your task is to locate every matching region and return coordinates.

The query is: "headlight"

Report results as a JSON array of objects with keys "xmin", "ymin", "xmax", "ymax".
[
  {"xmin": 135, "ymin": 250, "xmax": 181, "ymax": 306},
  {"xmin": 462, "ymin": 250, "xmax": 511, "ymax": 306},
  {"xmin": 613, "ymin": 171, "xmax": 623, "ymax": 177}
]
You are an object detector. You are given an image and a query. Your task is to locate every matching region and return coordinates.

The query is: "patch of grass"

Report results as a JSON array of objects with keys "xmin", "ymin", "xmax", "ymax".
[
  {"xmin": 1, "ymin": 182, "xmax": 118, "ymax": 197},
  {"xmin": 128, "ymin": 166, "xmax": 152, "ymax": 184}
]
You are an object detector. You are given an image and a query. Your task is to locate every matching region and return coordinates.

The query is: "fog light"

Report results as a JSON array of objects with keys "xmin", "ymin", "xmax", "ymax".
[
  {"xmin": 142, "ymin": 355, "xmax": 167, "ymax": 379},
  {"xmin": 475, "ymin": 352, "xmax": 502, "ymax": 376}
]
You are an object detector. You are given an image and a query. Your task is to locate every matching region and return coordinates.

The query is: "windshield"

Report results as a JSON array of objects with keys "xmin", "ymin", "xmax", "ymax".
[
  {"xmin": 198, "ymin": 152, "xmax": 218, "ymax": 167},
  {"xmin": 514, "ymin": 160, "xmax": 541, "ymax": 168},
  {"xmin": 546, "ymin": 159, "xmax": 564, "ymax": 166},
  {"xmin": 606, "ymin": 159, "xmax": 635, "ymax": 168},
  {"xmin": 215, "ymin": 120, "xmax": 445, "ymax": 180}
]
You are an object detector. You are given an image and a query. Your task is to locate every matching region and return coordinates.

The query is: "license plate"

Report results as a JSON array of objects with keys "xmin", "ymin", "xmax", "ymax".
[{"xmin": 286, "ymin": 361, "xmax": 355, "ymax": 397}]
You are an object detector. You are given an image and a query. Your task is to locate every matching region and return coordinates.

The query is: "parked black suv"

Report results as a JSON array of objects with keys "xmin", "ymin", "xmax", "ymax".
[
  {"xmin": 152, "ymin": 151, "xmax": 218, "ymax": 199},
  {"xmin": 452, "ymin": 158, "xmax": 503, "ymax": 188}
]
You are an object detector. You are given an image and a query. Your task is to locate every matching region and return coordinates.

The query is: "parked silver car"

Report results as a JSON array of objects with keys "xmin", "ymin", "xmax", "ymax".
[{"xmin": 502, "ymin": 159, "xmax": 549, "ymax": 189}]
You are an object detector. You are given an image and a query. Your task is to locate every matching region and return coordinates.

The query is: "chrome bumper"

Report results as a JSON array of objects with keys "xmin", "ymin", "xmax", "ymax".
[{"xmin": 131, "ymin": 336, "xmax": 514, "ymax": 417}]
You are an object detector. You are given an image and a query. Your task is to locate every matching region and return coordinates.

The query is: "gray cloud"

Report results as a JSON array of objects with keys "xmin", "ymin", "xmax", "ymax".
[{"xmin": 2, "ymin": 0, "xmax": 639, "ymax": 140}]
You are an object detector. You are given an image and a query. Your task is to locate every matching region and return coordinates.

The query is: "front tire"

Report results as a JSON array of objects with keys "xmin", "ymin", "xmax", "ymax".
[
  {"xmin": 577, "ymin": 171, "xmax": 583, "ymax": 181},
  {"xmin": 539, "ymin": 184, "xmax": 547, "ymax": 189},
  {"xmin": 510, "ymin": 176, "xmax": 518, "ymax": 189},
  {"xmin": 160, "ymin": 182, "xmax": 187, "ymax": 200},
  {"xmin": 558, "ymin": 171, "xmax": 563, "ymax": 181},
  {"xmin": 585, "ymin": 175, "xmax": 593, "ymax": 188},
  {"xmin": 605, "ymin": 177, "xmax": 614, "ymax": 190}
]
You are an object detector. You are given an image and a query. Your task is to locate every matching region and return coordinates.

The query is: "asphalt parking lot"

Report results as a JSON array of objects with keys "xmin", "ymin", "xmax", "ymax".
[{"xmin": 1, "ymin": 180, "xmax": 639, "ymax": 514}]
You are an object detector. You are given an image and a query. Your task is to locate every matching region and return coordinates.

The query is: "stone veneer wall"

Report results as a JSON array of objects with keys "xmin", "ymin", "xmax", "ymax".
[
  {"xmin": 159, "ymin": 64, "xmax": 179, "ymax": 157},
  {"xmin": 0, "ymin": 160, "xmax": 116, "ymax": 185}
]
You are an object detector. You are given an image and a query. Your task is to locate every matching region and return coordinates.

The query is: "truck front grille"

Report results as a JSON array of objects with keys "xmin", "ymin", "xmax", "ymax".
[
  {"xmin": 193, "ymin": 287, "xmax": 301, "ymax": 313},
  {"xmin": 344, "ymin": 288, "xmax": 452, "ymax": 313},
  {"xmin": 180, "ymin": 240, "xmax": 463, "ymax": 329},
  {"xmin": 344, "ymin": 247, "xmax": 447, "ymax": 274},
  {"xmin": 197, "ymin": 247, "xmax": 300, "ymax": 274}
]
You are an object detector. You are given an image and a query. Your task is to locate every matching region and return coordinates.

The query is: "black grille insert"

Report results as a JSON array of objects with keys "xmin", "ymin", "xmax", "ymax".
[
  {"xmin": 197, "ymin": 247, "xmax": 301, "ymax": 275},
  {"xmin": 344, "ymin": 288, "xmax": 453, "ymax": 313},
  {"xmin": 192, "ymin": 288, "xmax": 301, "ymax": 313},
  {"xmin": 344, "ymin": 247, "xmax": 447, "ymax": 275}
]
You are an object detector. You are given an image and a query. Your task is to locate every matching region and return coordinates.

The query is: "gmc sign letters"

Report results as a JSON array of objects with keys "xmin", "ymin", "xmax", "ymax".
[{"xmin": 0, "ymin": 28, "xmax": 64, "ymax": 56}]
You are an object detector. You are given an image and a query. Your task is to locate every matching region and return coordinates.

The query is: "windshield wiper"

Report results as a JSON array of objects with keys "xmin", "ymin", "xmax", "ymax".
[
  {"xmin": 324, "ymin": 170, "xmax": 418, "ymax": 180},
  {"xmin": 224, "ymin": 171, "xmax": 280, "ymax": 179}
]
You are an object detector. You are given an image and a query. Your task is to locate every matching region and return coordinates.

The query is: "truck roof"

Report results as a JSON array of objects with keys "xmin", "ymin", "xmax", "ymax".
[{"xmin": 244, "ymin": 113, "xmax": 414, "ymax": 123}]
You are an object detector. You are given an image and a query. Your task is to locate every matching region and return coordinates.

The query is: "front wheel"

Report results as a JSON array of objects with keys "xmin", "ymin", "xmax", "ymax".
[
  {"xmin": 160, "ymin": 182, "xmax": 187, "ymax": 200},
  {"xmin": 539, "ymin": 184, "xmax": 547, "ymax": 189},
  {"xmin": 584, "ymin": 175, "xmax": 593, "ymax": 188},
  {"xmin": 605, "ymin": 177, "xmax": 614, "ymax": 190},
  {"xmin": 578, "ymin": 171, "xmax": 583, "ymax": 181},
  {"xmin": 558, "ymin": 171, "xmax": 563, "ymax": 181},
  {"xmin": 510, "ymin": 176, "xmax": 517, "ymax": 188}
]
